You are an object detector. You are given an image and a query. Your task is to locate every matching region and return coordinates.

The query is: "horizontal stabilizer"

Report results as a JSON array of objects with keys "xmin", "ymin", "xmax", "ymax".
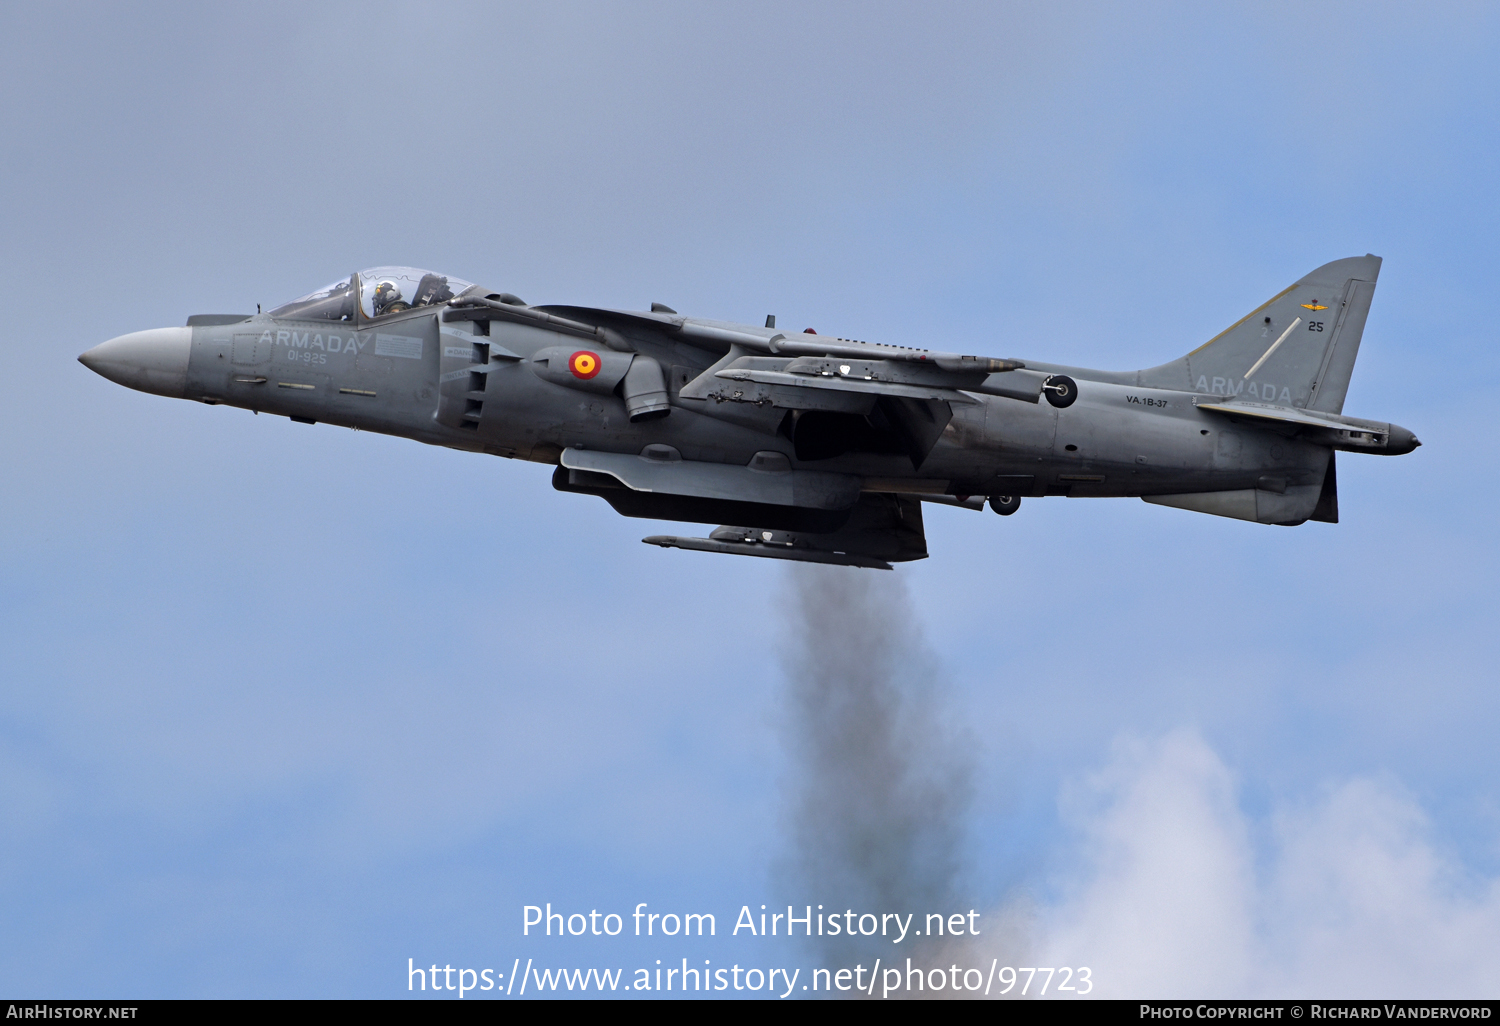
[
  {"xmin": 1197, "ymin": 399, "xmax": 1358, "ymax": 429},
  {"xmin": 1196, "ymin": 400, "xmax": 1419, "ymax": 455}
]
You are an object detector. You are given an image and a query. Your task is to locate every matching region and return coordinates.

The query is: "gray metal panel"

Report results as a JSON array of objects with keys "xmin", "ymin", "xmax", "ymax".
[
  {"xmin": 231, "ymin": 332, "xmax": 268, "ymax": 365},
  {"xmin": 1308, "ymin": 279, "xmax": 1376, "ymax": 414}
]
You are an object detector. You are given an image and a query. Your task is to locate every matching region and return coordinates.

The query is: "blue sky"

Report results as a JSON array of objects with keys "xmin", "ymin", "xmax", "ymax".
[{"xmin": 2, "ymin": 1, "xmax": 1498, "ymax": 998}]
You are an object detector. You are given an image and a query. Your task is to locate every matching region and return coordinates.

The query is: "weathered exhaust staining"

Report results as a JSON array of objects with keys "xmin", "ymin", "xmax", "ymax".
[{"xmin": 83, "ymin": 256, "xmax": 1417, "ymax": 563}]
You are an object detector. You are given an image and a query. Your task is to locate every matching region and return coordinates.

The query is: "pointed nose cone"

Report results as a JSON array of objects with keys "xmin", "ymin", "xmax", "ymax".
[{"xmin": 79, "ymin": 327, "xmax": 192, "ymax": 399}]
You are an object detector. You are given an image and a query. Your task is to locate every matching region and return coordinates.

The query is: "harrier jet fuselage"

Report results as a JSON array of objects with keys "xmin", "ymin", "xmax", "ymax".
[{"xmin": 80, "ymin": 258, "xmax": 1417, "ymax": 568}]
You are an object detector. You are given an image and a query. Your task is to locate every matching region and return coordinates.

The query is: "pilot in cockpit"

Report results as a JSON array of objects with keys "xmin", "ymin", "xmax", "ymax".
[{"xmin": 372, "ymin": 280, "xmax": 411, "ymax": 317}]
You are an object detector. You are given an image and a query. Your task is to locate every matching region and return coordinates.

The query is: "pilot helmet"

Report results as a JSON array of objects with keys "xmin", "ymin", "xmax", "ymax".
[{"xmin": 373, "ymin": 281, "xmax": 402, "ymax": 310}]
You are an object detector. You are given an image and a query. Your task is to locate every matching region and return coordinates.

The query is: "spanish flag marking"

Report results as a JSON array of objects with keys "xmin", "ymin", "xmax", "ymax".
[{"xmin": 569, "ymin": 351, "xmax": 601, "ymax": 379}]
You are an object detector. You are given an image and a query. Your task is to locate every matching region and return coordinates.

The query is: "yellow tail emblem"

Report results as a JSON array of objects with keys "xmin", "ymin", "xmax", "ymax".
[{"xmin": 1301, "ymin": 301, "xmax": 1328, "ymax": 311}]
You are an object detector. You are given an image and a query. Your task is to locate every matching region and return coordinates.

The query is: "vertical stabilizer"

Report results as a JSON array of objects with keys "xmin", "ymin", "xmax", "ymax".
[{"xmin": 1138, "ymin": 255, "xmax": 1380, "ymax": 414}]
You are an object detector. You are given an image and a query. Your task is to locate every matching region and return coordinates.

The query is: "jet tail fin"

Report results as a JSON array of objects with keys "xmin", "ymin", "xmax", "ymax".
[{"xmin": 1138, "ymin": 255, "xmax": 1380, "ymax": 414}]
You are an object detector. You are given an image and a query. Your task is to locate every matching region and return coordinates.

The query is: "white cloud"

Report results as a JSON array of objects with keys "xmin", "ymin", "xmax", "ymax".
[{"xmin": 1034, "ymin": 730, "xmax": 1500, "ymax": 998}]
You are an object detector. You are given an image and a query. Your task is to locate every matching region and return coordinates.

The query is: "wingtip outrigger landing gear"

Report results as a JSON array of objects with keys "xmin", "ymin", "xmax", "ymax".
[
  {"xmin": 1043, "ymin": 374, "xmax": 1077, "ymax": 409},
  {"xmin": 989, "ymin": 495, "xmax": 1021, "ymax": 516}
]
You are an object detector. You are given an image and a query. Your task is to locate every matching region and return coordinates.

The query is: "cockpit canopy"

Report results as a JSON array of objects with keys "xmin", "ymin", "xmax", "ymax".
[{"xmin": 269, "ymin": 267, "xmax": 478, "ymax": 322}]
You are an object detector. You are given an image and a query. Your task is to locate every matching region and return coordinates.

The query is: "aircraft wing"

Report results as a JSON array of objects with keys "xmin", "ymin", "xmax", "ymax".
[
  {"xmin": 530, "ymin": 305, "xmax": 1043, "ymax": 399},
  {"xmin": 524, "ymin": 305, "xmax": 1048, "ymax": 468}
]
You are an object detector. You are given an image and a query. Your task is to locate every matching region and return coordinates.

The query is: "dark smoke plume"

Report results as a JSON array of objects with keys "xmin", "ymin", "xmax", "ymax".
[{"xmin": 778, "ymin": 565, "xmax": 975, "ymax": 970}]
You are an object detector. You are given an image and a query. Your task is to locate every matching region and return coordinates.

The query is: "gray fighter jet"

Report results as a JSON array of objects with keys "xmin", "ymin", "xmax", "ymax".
[{"xmin": 80, "ymin": 257, "xmax": 1416, "ymax": 569}]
